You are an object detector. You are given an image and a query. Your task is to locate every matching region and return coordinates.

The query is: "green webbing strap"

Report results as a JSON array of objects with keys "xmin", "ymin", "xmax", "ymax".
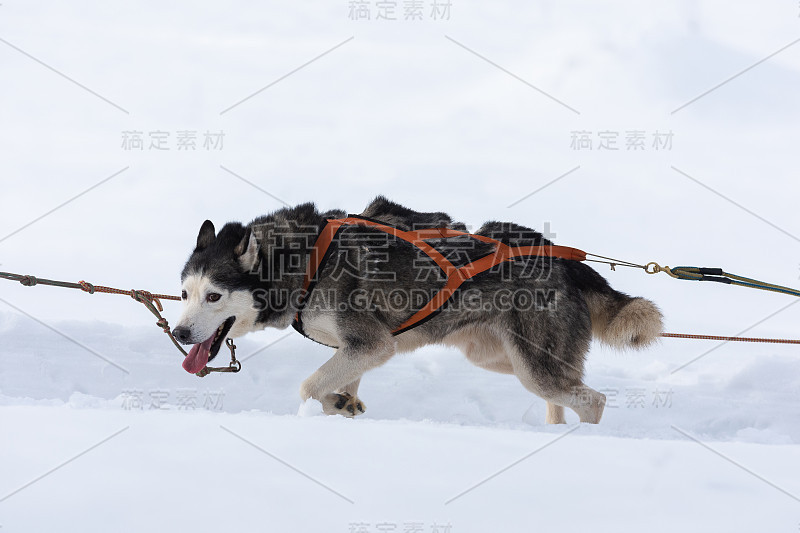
[{"xmin": 645, "ymin": 263, "xmax": 800, "ymax": 298}]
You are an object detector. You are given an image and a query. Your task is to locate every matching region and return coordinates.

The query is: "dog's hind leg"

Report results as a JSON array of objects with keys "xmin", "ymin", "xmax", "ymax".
[
  {"xmin": 544, "ymin": 386, "xmax": 606, "ymax": 424},
  {"xmin": 511, "ymin": 355, "xmax": 606, "ymax": 424},
  {"xmin": 502, "ymin": 322, "xmax": 606, "ymax": 424},
  {"xmin": 545, "ymin": 403, "xmax": 566, "ymax": 424},
  {"xmin": 300, "ymin": 338, "xmax": 394, "ymax": 418}
]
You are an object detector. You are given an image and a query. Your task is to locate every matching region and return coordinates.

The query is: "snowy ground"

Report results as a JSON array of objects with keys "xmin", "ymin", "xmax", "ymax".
[{"xmin": 1, "ymin": 311, "xmax": 800, "ymax": 532}]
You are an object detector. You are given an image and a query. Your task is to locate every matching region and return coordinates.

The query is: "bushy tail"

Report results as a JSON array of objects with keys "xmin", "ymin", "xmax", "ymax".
[
  {"xmin": 565, "ymin": 262, "xmax": 663, "ymax": 349},
  {"xmin": 585, "ymin": 292, "xmax": 663, "ymax": 349}
]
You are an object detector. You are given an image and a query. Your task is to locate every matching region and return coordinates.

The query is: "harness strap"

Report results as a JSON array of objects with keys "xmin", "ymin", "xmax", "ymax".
[
  {"xmin": 294, "ymin": 216, "xmax": 587, "ymax": 339},
  {"xmin": 394, "ymin": 240, "xmax": 585, "ymax": 334},
  {"xmin": 301, "ymin": 218, "xmax": 347, "ymax": 291}
]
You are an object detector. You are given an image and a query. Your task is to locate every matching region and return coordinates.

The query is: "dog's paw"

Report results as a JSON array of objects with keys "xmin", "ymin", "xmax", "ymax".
[{"xmin": 322, "ymin": 392, "xmax": 366, "ymax": 418}]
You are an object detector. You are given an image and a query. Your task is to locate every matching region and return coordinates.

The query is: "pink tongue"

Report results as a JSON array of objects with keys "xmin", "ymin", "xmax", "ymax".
[{"xmin": 182, "ymin": 333, "xmax": 216, "ymax": 374}]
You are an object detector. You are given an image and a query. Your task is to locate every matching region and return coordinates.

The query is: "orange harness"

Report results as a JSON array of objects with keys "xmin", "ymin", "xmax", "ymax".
[{"xmin": 292, "ymin": 215, "xmax": 587, "ymax": 342}]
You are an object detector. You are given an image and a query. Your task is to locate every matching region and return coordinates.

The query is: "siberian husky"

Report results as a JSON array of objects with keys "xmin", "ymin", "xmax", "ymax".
[{"xmin": 173, "ymin": 197, "xmax": 662, "ymax": 424}]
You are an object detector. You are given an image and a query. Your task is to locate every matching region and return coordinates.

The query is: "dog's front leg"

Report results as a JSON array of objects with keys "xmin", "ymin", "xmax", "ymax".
[{"xmin": 299, "ymin": 339, "xmax": 394, "ymax": 418}]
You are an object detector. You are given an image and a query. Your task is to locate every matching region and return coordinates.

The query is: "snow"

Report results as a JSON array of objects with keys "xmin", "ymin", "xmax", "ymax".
[
  {"xmin": 2, "ymin": 0, "xmax": 800, "ymax": 530},
  {"xmin": 1, "ymin": 313, "xmax": 800, "ymax": 532},
  {"xmin": 3, "ymin": 405, "xmax": 800, "ymax": 533}
]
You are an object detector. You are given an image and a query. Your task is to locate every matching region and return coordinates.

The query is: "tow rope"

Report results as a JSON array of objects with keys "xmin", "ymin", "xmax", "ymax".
[
  {"xmin": 3, "ymin": 240, "xmax": 800, "ymax": 373},
  {"xmin": 644, "ymin": 262, "xmax": 800, "ymax": 298},
  {"xmin": 0, "ymin": 271, "xmax": 240, "ymax": 377}
]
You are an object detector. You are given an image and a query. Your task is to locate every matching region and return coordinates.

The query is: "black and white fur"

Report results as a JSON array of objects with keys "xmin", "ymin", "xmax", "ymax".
[{"xmin": 173, "ymin": 196, "xmax": 663, "ymax": 423}]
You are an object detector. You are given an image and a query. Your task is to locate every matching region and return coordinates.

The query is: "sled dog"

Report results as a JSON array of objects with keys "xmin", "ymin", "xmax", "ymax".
[{"xmin": 173, "ymin": 196, "xmax": 662, "ymax": 424}]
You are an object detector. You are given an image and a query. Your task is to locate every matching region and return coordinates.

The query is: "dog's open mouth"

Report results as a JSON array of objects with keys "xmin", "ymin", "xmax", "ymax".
[{"xmin": 182, "ymin": 316, "xmax": 236, "ymax": 374}]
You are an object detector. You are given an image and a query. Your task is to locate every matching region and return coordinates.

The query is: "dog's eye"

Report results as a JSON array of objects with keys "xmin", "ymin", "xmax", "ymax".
[
  {"xmin": 181, "ymin": 290, "xmax": 187, "ymax": 300},
  {"xmin": 206, "ymin": 293, "xmax": 222, "ymax": 303}
]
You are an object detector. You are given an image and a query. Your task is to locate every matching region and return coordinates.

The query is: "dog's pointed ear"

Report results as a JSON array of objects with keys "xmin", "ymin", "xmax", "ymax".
[
  {"xmin": 234, "ymin": 228, "xmax": 259, "ymax": 271},
  {"xmin": 195, "ymin": 220, "xmax": 216, "ymax": 252}
]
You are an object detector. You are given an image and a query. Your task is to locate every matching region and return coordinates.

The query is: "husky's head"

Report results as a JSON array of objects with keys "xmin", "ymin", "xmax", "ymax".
[{"xmin": 173, "ymin": 220, "xmax": 263, "ymax": 374}]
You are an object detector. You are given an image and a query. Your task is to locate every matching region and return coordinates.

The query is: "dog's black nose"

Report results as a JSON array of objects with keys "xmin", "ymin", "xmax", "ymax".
[{"xmin": 172, "ymin": 326, "xmax": 191, "ymax": 343}]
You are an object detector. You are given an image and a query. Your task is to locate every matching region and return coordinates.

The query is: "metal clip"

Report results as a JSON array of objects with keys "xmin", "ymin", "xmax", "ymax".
[{"xmin": 195, "ymin": 338, "xmax": 241, "ymax": 377}]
